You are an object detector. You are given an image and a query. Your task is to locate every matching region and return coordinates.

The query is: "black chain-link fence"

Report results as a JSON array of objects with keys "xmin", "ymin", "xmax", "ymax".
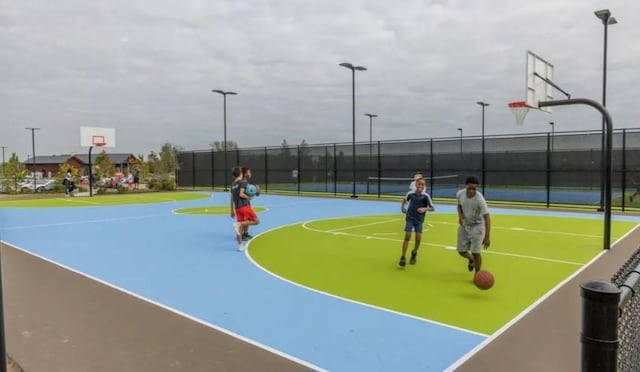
[
  {"xmin": 611, "ymin": 249, "xmax": 640, "ymax": 372},
  {"xmin": 178, "ymin": 128, "xmax": 640, "ymax": 210}
]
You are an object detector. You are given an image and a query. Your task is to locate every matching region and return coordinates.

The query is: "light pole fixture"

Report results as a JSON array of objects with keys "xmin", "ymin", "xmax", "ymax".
[
  {"xmin": 339, "ymin": 62, "xmax": 367, "ymax": 198},
  {"xmin": 211, "ymin": 89, "xmax": 238, "ymax": 191},
  {"xmin": 595, "ymin": 9, "xmax": 617, "ymax": 212},
  {"xmin": 364, "ymin": 113, "xmax": 378, "ymax": 162},
  {"xmin": 457, "ymin": 128, "xmax": 463, "ymax": 154},
  {"xmin": 549, "ymin": 122, "xmax": 555, "ymax": 152},
  {"xmin": 476, "ymin": 101, "xmax": 489, "ymax": 194},
  {"xmin": 25, "ymin": 127, "xmax": 40, "ymax": 192}
]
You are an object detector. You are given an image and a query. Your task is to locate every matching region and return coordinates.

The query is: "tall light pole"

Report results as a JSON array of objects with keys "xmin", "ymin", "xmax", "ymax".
[
  {"xmin": 476, "ymin": 101, "xmax": 489, "ymax": 194},
  {"xmin": 457, "ymin": 128, "xmax": 463, "ymax": 154},
  {"xmin": 595, "ymin": 9, "xmax": 617, "ymax": 212},
  {"xmin": 549, "ymin": 121, "xmax": 555, "ymax": 152},
  {"xmin": 0, "ymin": 146, "xmax": 6, "ymax": 176},
  {"xmin": 339, "ymin": 62, "xmax": 367, "ymax": 198},
  {"xmin": 211, "ymin": 90, "xmax": 238, "ymax": 191},
  {"xmin": 364, "ymin": 113, "xmax": 378, "ymax": 163},
  {"xmin": 25, "ymin": 127, "xmax": 40, "ymax": 191}
]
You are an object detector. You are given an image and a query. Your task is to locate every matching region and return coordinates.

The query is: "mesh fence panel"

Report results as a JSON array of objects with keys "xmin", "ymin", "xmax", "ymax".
[
  {"xmin": 611, "ymin": 248, "xmax": 640, "ymax": 372},
  {"xmin": 176, "ymin": 128, "xmax": 640, "ymax": 206}
]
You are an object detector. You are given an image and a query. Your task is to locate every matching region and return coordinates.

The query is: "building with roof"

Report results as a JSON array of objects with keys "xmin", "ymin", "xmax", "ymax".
[{"xmin": 24, "ymin": 153, "xmax": 138, "ymax": 178}]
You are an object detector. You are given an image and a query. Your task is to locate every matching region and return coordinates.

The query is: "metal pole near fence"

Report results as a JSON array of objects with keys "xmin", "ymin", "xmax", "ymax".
[{"xmin": 580, "ymin": 280, "xmax": 620, "ymax": 372}]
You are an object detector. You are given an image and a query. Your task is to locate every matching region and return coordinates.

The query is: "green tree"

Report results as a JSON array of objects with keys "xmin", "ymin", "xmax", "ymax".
[
  {"xmin": 1, "ymin": 153, "xmax": 28, "ymax": 193},
  {"xmin": 158, "ymin": 142, "xmax": 181, "ymax": 175},
  {"xmin": 136, "ymin": 153, "xmax": 150, "ymax": 179},
  {"xmin": 147, "ymin": 151, "xmax": 161, "ymax": 174},
  {"xmin": 280, "ymin": 139, "xmax": 291, "ymax": 157},
  {"xmin": 300, "ymin": 139, "xmax": 311, "ymax": 158},
  {"xmin": 211, "ymin": 141, "xmax": 238, "ymax": 152},
  {"xmin": 94, "ymin": 150, "xmax": 115, "ymax": 188}
]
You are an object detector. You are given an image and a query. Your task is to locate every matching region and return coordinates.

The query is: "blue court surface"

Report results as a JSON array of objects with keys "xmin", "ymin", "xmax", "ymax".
[{"xmin": 0, "ymin": 192, "xmax": 635, "ymax": 371}]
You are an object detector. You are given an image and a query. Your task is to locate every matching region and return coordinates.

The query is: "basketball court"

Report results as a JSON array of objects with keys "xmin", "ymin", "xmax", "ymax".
[{"xmin": 1, "ymin": 190, "xmax": 639, "ymax": 371}]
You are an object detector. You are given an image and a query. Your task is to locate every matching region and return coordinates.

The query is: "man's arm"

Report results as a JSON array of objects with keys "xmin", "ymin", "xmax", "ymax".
[
  {"xmin": 230, "ymin": 193, "xmax": 235, "ymax": 217},
  {"xmin": 483, "ymin": 213, "xmax": 491, "ymax": 248},
  {"xmin": 457, "ymin": 205, "xmax": 464, "ymax": 226}
]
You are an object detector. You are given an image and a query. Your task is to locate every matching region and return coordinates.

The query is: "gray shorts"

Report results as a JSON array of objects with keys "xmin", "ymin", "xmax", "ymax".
[{"xmin": 457, "ymin": 224, "xmax": 485, "ymax": 254}]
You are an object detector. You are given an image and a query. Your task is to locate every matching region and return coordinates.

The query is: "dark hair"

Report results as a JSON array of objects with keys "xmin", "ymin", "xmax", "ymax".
[
  {"xmin": 232, "ymin": 166, "xmax": 242, "ymax": 178},
  {"xmin": 465, "ymin": 176, "xmax": 480, "ymax": 185},
  {"xmin": 241, "ymin": 167, "xmax": 251, "ymax": 176}
]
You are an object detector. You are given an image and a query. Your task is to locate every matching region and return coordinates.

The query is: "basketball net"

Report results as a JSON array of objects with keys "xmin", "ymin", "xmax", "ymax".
[
  {"xmin": 508, "ymin": 101, "xmax": 531, "ymax": 126},
  {"xmin": 92, "ymin": 135, "xmax": 106, "ymax": 148}
]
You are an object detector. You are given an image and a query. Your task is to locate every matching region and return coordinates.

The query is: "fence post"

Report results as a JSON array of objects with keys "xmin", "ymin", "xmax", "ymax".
[
  {"xmin": 264, "ymin": 147, "xmax": 268, "ymax": 192},
  {"xmin": 580, "ymin": 280, "xmax": 620, "ymax": 372},
  {"xmin": 377, "ymin": 140, "xmax": 381, "ymax": 198},
  {"xmin": 429, "ymin": 139, "xmax": 434, "ymax": 196},
  {"xmin": 546, "ymin": 132, "xmax": 551, "ymax": 208},
  {"xmin": 297, "ymin": 145, "xmax": 301, "ymax": 194},
  {"xmin": 621, "ymin": 129, "xmax": 626, "ymax": 211},
  {"xmin": 333, "ymin": 143, "xmax": 337, "ymax": 196},
  {"xmin": 211, "ymin": 149, "xmax": 215, "ymax": 190},
  {"xmin": 191, "ymin": 151, "xmax": 196, "ymax": 189}
]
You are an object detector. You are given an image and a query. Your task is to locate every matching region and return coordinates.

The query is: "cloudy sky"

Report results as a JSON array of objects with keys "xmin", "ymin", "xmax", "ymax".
[{"xmin": 1, "ymin": 0, "xmax": 639, "ymax": 159}]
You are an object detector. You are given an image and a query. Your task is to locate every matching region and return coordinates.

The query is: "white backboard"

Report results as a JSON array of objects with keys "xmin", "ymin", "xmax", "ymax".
[
  {"xmin": 526, "ymin": 51, "xmax": 554, "ymax": 113},
  {"xmin": 80, "ymin": 126, "xmax": 116, "ymax": 148}
]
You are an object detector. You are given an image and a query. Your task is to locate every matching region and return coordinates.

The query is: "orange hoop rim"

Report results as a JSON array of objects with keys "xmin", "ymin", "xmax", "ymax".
[{"xmin": 508, "ymin": 101, "xmax": 529, "ymax": 108}]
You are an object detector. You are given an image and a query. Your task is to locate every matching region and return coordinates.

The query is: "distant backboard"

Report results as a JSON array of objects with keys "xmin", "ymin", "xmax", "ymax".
[
  {"xmin": 526, "ymin": 50, "xmax": 554, "ymax": 113},
  {"xmin": 80, "ymin": 126, "xmax": 116, "ymax": 148}
]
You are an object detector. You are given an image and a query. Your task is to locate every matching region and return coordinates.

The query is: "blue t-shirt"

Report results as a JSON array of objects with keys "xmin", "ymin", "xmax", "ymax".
[{"xmin": 405, "ymin": 192, "xmax": 434, "ymax": 224}]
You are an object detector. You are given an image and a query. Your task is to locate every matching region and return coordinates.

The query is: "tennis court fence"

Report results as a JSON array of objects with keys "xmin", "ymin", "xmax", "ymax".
[
  {"xmin": 580, "ymin": 248, "xmax": 640, "ymax": 371},
  {"xmin": 177, "ymin": 127, "xmax": 640, "ymax": 209}
]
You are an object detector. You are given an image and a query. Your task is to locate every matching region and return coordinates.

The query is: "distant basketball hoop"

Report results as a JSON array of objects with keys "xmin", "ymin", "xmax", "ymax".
[
  {"xmin": 92, "ymin": 135, "xmax": 106, "ymax": 147},
  {"xmin": 508, "ymin": 101, "xmax": 532, "ymax": 126}
]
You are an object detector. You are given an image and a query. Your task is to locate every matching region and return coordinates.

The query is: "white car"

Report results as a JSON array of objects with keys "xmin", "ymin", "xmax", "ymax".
[{"xmin": 21, "ymin": 179, "xmax": 56, "ymax": 192}]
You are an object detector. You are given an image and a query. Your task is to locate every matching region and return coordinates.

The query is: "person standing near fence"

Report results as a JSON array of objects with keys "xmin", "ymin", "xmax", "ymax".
[
  {"xmin": 399, "ymin": 178, "xmax": 434, "ymax": 267},
  {"xmin": 456, "ymin": 176, "xmax": 491, "ymax": 273}
]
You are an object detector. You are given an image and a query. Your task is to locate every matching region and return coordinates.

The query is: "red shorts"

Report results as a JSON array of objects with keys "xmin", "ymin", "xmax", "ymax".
[{"xmin": 236, "ymin": 206, "xmax": 258, "ymax": 222}]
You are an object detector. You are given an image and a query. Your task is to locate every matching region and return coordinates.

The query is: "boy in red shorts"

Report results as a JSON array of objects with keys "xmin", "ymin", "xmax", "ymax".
[{"xmin": 231, "ymin": 167, "xmax": 260, "ymax": 251}]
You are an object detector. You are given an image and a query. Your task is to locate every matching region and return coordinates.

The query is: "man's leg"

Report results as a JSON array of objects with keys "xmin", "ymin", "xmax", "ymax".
[
  {"xmin": 472, "ymin": 253, "xmax": 482, "ymax": 272},
  {"xmin": 410, "ymin": 231, "xmax": 422, "ymax": 265}
]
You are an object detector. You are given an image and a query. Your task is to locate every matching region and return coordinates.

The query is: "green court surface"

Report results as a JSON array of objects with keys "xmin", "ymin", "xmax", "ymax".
[
  {"xmin": 249, "ymin": 213, "xmax": 638, "ymax": 335},
  {"xmin": 0, "ymin": 192, "xmax": 210, "ymax": 207},
  {"xmin": 174, "ymin": 206, "xmax": 267, "ymax": 215}
]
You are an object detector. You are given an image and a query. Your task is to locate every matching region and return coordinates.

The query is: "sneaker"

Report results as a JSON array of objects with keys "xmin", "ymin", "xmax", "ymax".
[
  {"xmin": 410, "ymin": 250, "xmax": 417, "ymax": 265},
  {"xmin": 238, "ymin": 242, "xmax": 246, "ymax": 252},
  {"xmin": 399, "ymin": 256, "xmax": 406, "ymax": 267},
  {"xmin": 232, "ymin": 222, "xmax": 242, "ymax": 236},
  {"xmin": 467, "ymin": 258, "xmax": 475, "ymax": 272},
  {"xmin": 242, "ymin": 233, "xmax": 253, "ymax": 240}
]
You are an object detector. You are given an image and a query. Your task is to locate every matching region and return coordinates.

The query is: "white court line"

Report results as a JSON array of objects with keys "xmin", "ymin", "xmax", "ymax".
[
  {"xmin": 303, "ymin": 222, "xmax": 584, "ymax": 266},
  {"xmin": 430, "ymin": 221, "xmax": 601, "ymax": 238},
  {"xmin": 245, "ymin": 220, "xmax": 488, "ymax": 338},
  {"xmin": 0, "ymin": 214, "xmax": 167, "ymax": 231},
  {"xmin": 327, "ymin": 218, "xmax": 400, "ymax": 233},
  {"xmin": 0, "ymin": 240, "xmax": 327, "ymax": 372},
  {"xmin": 60, "ymin": 198, "xmax": 104, "ymax": 205},
  {"xmin": 443, "ymin": 223, "xmax": 640, "ymax": 371},
  {"xmin": 171, "ymin": 206, "xmax": 270, "ymax": 216}
]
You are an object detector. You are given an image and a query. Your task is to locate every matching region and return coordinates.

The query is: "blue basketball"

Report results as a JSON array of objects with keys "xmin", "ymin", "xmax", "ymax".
[{"xmin": 246, "ymin": 184, "xmax": 258, "ymax": 197}]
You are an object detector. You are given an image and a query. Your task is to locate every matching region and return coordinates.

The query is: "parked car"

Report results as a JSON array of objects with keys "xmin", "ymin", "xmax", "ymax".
[{"xmin": 21, "ymin": 179, "xmax": 56, "ymax": 192}]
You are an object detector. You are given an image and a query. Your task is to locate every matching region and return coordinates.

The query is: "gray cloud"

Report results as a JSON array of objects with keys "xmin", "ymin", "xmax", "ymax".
[{"xmin": 1, "ymin": 0, "xmax": 639, "ymax": 159}]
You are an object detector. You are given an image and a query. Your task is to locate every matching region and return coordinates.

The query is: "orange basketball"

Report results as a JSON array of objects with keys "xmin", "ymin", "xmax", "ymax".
[{"xmin": 474, "ymin": 270, "xmax": 494, "ymax": 290}]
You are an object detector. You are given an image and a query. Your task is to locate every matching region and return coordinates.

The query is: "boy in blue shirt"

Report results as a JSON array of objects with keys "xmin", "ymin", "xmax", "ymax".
[{"xmin": 399, "ymin": 178, "xmax": 434, "ymax": 267}]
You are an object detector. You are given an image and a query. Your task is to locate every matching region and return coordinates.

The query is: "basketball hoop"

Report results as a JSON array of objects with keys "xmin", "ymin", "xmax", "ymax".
[
  {"xmin": 508, "ymin": 101, "xmax": 532, "ymax": 126},
  {"xmin": 92, "ymin": 135, "xmax": 106, "ymax": 147}
]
